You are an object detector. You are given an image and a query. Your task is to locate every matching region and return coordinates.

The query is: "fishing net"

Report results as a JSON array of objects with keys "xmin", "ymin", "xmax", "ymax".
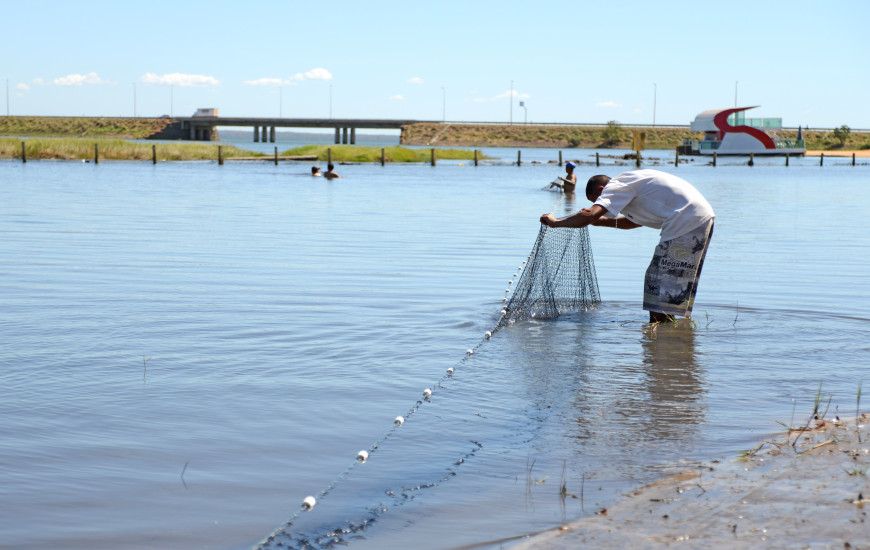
[{"xmin": 496, "ymin": 224, "xmax": 600, "ymax": 328}]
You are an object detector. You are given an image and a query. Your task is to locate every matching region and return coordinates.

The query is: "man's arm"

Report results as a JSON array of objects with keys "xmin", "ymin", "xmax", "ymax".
[
  {"xmin": 540, "ymin": 205, "xmax": 608, "ymax": 228},
  {"xmin": 591, "ymin": 216, "xmax": 641, "ymax": 229}
]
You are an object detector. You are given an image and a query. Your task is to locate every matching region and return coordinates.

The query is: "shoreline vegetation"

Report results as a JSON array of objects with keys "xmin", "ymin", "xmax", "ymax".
[
  {"xmin": 1, "ymin": 117, "xmax": 869, "ymax": 162},
  {"xmin": 0, "ymin": 138, "xmax": 483, "ymax": 163}
]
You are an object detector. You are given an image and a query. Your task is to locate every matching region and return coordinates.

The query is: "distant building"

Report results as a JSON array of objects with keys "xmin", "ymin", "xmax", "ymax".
[{"xmin": 192, "ymin": 108, "xmax": 219, "ymax": 117}]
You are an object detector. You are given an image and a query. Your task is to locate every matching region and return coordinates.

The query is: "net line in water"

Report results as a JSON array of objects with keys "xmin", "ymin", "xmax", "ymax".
[{"xmin": 255, "ymin": 197, "xmax": 600, "ymax": 549}]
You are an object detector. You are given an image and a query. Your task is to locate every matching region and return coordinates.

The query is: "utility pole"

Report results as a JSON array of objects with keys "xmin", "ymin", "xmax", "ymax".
[{"xmin": 510, "ymin": 80, "xmax": 513, "ymax": 125}]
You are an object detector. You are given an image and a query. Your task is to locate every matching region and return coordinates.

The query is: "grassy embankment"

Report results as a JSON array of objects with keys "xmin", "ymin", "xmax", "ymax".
[
  {"xmin": 401, "ymin": 122, "xmax": 870, "ymax": 151},
  {"xmin": 0, "ymin": 116, "xmax": 174, "ymax": 139}
]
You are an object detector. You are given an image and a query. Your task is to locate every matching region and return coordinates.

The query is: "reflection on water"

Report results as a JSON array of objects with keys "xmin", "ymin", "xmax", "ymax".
[{"xmin": 640, "ymin": 324, "xmax": 706, "ymax": 438}]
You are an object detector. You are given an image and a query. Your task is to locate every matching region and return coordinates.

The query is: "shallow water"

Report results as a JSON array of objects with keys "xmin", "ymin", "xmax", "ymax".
[{"xmin": 1, "ymin": 151, "xmax": 868, "ymax": 549}]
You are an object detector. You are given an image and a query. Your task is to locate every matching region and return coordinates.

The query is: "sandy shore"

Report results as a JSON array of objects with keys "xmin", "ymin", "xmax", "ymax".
[
  {"xmin": 806, "ymin": 150, "xmax": 870, "ymax": 157},
  {"xmin": 515, "ymin": 415, "xmax": 870, "ymax": 549}
]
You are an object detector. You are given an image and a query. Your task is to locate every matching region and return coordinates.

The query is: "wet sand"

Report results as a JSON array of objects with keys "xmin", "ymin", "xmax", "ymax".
[
  {"xmin": 806, "ymin": 150, "xmax": 870, "ymax": 157},
  {"xmin": 516, "ymin": 416, "xmax": 870, "ymax": 549}
]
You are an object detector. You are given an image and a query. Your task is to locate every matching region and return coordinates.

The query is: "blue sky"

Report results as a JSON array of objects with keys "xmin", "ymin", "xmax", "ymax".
[{"xmin": 4, "ymin": 0, "xmax": 868, "ymax": 128}]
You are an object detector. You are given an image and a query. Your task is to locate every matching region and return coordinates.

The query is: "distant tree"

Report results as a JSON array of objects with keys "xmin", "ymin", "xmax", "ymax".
[
  {"xmin": 832, "ymin": 125, "xmax": 851, "ymax": 147},
  {"xmin": 601, "ymin": 120, "xmax": 626, "ymax": 147}
]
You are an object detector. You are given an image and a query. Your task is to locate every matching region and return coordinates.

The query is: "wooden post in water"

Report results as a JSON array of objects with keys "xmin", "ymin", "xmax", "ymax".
[
  {"xmin": 853, "ymin": 153, "xmax": 857, "ymax": 166},
  {"xmin": 21, "ymin": 141, "xmax": 26, "ymax": 163},
  {"xmin": 595, "ymin": 152, "xmax": 599, "ymax": 167},
  {"xmin": 517, "ymin": 150, "xmax": 521, "ymax": 166},
  {"xmin": 712, "ymin": 152, "xmax": 717, "ymax": 167},
  {"xmin": 380, "ymin": 148, "xmax": 385, "ymax": 166},
  {"xmin": 635, "ymin": 150, "xmax": 641, "ymax": 168},
  {"xmin": 820, "ymin": 153, "xmax": 824, "ymax": 166},
  {"xmin": 785, "ymin": 153, "xmax": 789, "ymax": 167},
  {"xmin": 218, "ymin": 145, "xmax": 223, "ymax": 166},
  {"xmin": 474, "ymin": 149, "xmax": 478, "ymax": 166},
  {"xmin": 674, "ymin": 147, "xmax": 679, "ymax": 167},
  {"xmin": 431, "ymin": 148, "xmax": 436, "ymax": 166},
  {"xmin": 558, "ymin": 151, "xmax": 562, "ymax": 166},
  {"xmin": 94, "ymin": 143, "xmax": 99, "ymax": 164},
  {"xmin": 153, "ymin": 144, "xmax": 157, "ymax": 164},
  {"xmin": 749, "ymin": 152, "xmax": 754, "ymax": 167},
  {"xmin": 274, "ymin": 146, "xmax": 278, "ymax": 166}
]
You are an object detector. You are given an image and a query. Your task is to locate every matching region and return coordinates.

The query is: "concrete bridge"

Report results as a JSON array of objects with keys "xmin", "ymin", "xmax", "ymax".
[{"xmin": 175, "ymin": 117, "xmax": 433, "ymax": 143}]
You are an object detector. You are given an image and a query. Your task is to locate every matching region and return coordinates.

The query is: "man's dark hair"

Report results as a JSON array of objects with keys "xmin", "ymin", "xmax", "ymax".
[{"xmin": 586, "ymin": 175, "xmax": 611, "ymax": 198}]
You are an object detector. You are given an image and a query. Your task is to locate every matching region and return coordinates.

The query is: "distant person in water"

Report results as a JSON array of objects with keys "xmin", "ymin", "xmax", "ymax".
[
  {"xmin": 540, "ymin": 169, "xmax": 715, "ymax": 324},
  {"xmin": 549, "ymin": 161, "xmax": 577, "ymax": 194},
  {"xmin": 324, "ymin": 163, "xmax": 341, "ymax": 179},
  {"xmin": 311, "ymin": 166, "xmax": 322, "ymax": 176}
]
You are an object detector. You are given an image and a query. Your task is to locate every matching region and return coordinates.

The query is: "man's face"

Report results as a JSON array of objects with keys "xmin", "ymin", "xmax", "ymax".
[{"xmin": 586, "ymin": 186, "xmax": 603, "ymax": 203}]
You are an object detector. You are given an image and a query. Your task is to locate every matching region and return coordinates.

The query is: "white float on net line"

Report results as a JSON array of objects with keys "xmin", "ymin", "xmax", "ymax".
[
  {"xmin": 394, "ymin": 416, "xmax": 405, "ymax": 426},
  {"xmin": 356, "ymin": 450, "xmax": 369, "ymax": 463},
  {"xmin": 446, "ymin": 367, "xmax": 455, "ymax": 375},
  {"xmin": 423, "ymin": 388, "xmax": 432, "ymax": 399},
  {"xmin": 301, "ymin": 496, "xmax": 316, "ymax": 511}
]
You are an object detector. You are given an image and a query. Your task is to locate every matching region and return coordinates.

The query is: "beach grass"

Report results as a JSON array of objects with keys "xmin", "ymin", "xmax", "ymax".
[
  {"xmin": 0, "ymin": 137, "xmax": 262, "ymax": 161},
  {"xmin": 280, "ymin": 144, "xmax": 483, "ymax": 163}
]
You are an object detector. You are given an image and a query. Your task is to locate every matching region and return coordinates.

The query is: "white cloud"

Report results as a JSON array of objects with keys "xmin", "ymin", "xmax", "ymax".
[
  {"xmin": 407, "ymin": 76, "xmax": 424, "ymax": 84},
  {"xmin": 243, "ymin": 77, "xmax": 285, "ymax": 87},
  {"xmin": 52, "ymin": 72, "xmax": 114, "ymax": 86},
  {"xmin": 141, "ymin": 72, "xmax": 220, "ymax": 87},
  {"xmin": 288, "ymin": 68, "xmax": 332, "ymax": 82},
  {"xmin": 473, "ymin": 90, "xmax": 531, "ymax": 103},
  {"xmin": 596, "ymin": 100, "xmax": 621, "ymax": 108},
  {"xmin": 389, "ymin": 94, "xmax": 404, "ymax": 100},
  {"xmin": 15, "ymin": 83, "xmax": 30, "ymax": 91}
]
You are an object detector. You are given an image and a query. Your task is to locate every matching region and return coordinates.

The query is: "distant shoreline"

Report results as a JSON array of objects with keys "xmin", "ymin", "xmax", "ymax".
[{"xmin": 1, "ymin": 116, "xmax": 869, "ymax": 151}]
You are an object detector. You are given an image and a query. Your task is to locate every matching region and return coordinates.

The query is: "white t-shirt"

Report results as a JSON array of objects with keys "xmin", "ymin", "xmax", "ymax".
[{"xmin": 593, "ymin": 169, "xmax": 715, "ymax": 241}]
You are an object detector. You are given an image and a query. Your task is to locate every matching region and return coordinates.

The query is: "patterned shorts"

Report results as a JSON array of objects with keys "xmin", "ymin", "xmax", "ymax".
[{"xmin": 642, "ymin": 221, "xmax": 714, "ymax": 318}]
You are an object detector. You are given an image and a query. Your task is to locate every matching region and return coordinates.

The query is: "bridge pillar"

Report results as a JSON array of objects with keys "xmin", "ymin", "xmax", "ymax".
[
  {"xmin": 342, "ymin": 127, "xmax": 348, "ymax": 144},
  {"xmin": 270, "ymin": 126, "xmax": 276, "ymax": 143},
  {"xmin": 350, "ymin": 128, "xmax": 356, "ymax": 145},
  {"xmin": 261, "ymin": 126, "xmax": 268, "ymax": 142},
  {"xmin": 334, "ymin": 128, "xmax": 340, "ymax": 144},
  {"xmin": 254, "ymin": 126, "xmax": 260, "ymax": 142}
]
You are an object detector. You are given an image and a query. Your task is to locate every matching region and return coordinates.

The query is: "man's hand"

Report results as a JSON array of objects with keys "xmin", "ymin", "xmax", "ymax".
[{"xmin": 540, "ymin": 213, "xmax": 558, "ymax": 227}]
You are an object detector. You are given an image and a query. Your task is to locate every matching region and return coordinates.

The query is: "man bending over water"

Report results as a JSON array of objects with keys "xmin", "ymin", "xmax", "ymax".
[{"xmin": 540, "ymin": 169, "xmax": 715, "ymax": 323}]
